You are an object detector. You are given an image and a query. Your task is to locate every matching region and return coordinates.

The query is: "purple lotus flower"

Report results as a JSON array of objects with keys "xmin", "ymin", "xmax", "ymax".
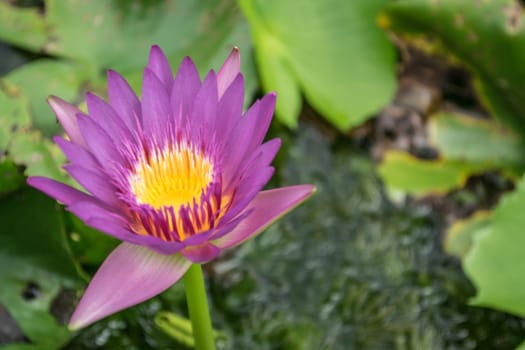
[{"xmin": 27, "ymin": 46, "xmax": 314, "ymax": 329}]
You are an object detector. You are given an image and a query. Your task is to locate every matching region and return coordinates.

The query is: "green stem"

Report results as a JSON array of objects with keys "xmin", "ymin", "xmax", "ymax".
[{"xmin": 183, "ymin": 264, "xmax": 216, "ymax": 350}]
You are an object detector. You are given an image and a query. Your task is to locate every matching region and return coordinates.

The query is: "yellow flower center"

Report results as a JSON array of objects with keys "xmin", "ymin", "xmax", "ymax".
[{"xmin": 130, "ymin": 143, "xmax": 214, "ymax": 210}]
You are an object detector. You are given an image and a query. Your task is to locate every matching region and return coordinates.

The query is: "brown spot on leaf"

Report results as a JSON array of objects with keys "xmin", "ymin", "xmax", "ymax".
[{"xmin": 503, "ymin": 2, "xmax": 523, "ymax": 34}]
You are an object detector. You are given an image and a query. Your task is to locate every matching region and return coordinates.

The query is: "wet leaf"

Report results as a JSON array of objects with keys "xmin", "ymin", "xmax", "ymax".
[
  {"xmin": 240, "ymin": 0, "xmax": 396, "ymax": 129},
  {"xmin": 383, "ymin": 0, "xmax": 525, "ymax": 137},
  {"xmin": 464, "ymin": 174, "xmax": 525, "ymax": 317}
]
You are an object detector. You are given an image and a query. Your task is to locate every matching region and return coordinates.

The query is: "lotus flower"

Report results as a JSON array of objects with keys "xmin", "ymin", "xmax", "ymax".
[{"xmin": 27, "ymin": 46, "xmax": 314, "ymax": 329}]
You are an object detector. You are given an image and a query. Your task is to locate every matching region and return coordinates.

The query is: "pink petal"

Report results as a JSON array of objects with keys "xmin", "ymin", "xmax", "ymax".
[
  {"xmin": 69, "ymin": 243, "xmax": 191, "ymax": 330},
  {"xmin": 47, "ymin": 96, "xmax": 86, "ymax": 147},
  {"xmin": 181, "ymin": 242, "xmax": 221, "ymax": 263},
  {"xmin": 217, "ymin": 47, "xmax": 240, "ymax": 98},
  {"xmin": 212, "ymin": 185, "xmax": 315, "ymax": 249}
]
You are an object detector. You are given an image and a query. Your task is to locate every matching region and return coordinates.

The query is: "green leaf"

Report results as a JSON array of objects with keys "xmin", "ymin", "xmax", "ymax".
[
  {"xmin": 0, "ymin": 187, "xmax": 82, "ymax": 349},
  {"xmin": 444, "ymin": 211, "xmax": 492, "ymax": 258},
  {"xmin": 383, "ymin": 0, "xmax": 525, "ymax": 137},
  {"xmin": 66, "ymin": 215, "xmax": 119, "ymax": 267},
  {"xmin": 464, "ymin": 174, "xmax": 525, "ymax": 317},
  {"xmin": 8, "ymin": 130, "xmax": 68, "ymax": 183},
  {"xmin": 0, "ymin": 2, "xmax": 49, "ymax": 52},
  {"xmin": 4, "ymin": 60, "xmax": 93, "ymax": 137},
  {"xmin": 378, "ymin": 150, "xmax": 480, "ymax": 196},
  {"xmin": 379, "ymin": 111, "xmax": 525, "ymax": 196},
  {"xmin": 429, "ymin": 112, "xmax": 525, "ymax": 174},
  {"xmin": 0, "ymin": 84, "xmax": 32, "ymax": 152},
  {"xmin": 0, "ymin": 0, "xmax": 258, "ymax": 137},
  {"xmin": 240, "ymin": 0, "xmax": 396, "ymax": 130},
  {"xmin": 0, "ymin": 158, "xmax": 25, "ymax": 196}
]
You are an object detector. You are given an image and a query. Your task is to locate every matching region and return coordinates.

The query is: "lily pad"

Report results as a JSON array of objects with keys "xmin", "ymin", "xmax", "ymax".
[
  {"xmin": 8, "ymin": 130, "xmax": 68, "ymax": 183},
  {"xmin": 0, "ymin": 84, "xmax": 31, "ymax": 152},
  {"xmin": 0, "ymin": 187, "xmax": 82, "ymax": 349},
  {"xmin": 379, "ymin": 111, "xmax": 524, "ymax": 196},
  {"xmin": 444, "ymin": 210, "xmax": 492, "ymax": 258},
  {"xmin": 429, "ymin": 112, "xmax": 525, "ymax": 174},
  {"xmin": 0, "ymin": 0, "xmax": 257, "ymax": 100},
  {"xmin": 240, "ymin": 0, "xmax": 396, "ymax": 129},
  {"xmin": 464, "ymin": 174, "xmax": 525, "ymax": 317},
  {"xmin": 378, "ymin": 150, "xmax": 479, "ymax": 197},
  {"xmin": 4, "ymin": 60, "xmax": 93, "ymax": 136}
]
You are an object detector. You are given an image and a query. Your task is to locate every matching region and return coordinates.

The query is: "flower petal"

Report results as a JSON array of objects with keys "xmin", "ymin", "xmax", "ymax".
[
  {"xmin": 213, "ymin": 185, "xmax": 315, "ymax": 249},
  {"xmin": 85, "ymin": 93, "xmax": 134, "ymax": 142},
  {"xmin": 246, "ymin": 93, "xmax": 276, "ymax": 151},
  {"xmin": 215, "ymin": 74, "xmax": 244, "ymax": 142},
  {"xmin": 27, "ymin": 176, "xmax": 92, "ymax": 205},
  {"xmin": 142, "ymin": 68, "xmax": 172, "ymax": 142},
  {"xmin": 64, "ymin": 165, "xmax": 120, "ymax": 207},
  {"xmin": 190, "ymin": 70, "xmax": 218, "ymax": 140},
  {"xmin": 181, "ymin": 242, "xmax": 221, "ymax": 263},
  {"xmin": 107, "ymin": 70, "xmax": 141, "ymax": 131},
  {"xmin": 86, "ymin": 217, "xmax": 184, "ymax": 254},
  {"xmin": 171, "ymin": 57, "xmax": 201, "ymax": 127},
  {"xmin": 77, "ymin": 114, "xmax": 124, "ymax": 167},
  {"xmin": 217, "ymin": 47, "xmax": 240, "ymax": 98},
  {"xmin": 69, "ymin": 243, "xmax": 191, "ymax": 330},
  {"xmin": 147, "ymin": 45, "xmax": 173, "ymax": 88},
  {"xmin": 47, "ymin": 96, "xmax": 86, "ymax": 147},
  {"xmin": 54, "ymin": 136, "xmax": 100, "ymax": 170}
]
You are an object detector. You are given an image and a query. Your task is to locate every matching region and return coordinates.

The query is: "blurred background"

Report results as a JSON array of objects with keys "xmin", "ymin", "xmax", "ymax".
[{"xmin": 2, "ymin": 0, "xmax": 525, "ymax": 349}]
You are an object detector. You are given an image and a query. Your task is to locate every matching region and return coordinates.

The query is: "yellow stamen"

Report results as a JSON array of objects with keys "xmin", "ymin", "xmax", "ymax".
[{"xmin": 130, "ymin": 143, "xmax": 213, "ymax": 210}]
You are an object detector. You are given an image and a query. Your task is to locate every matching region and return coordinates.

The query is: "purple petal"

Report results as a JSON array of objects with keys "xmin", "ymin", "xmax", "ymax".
[
  {"xmin": 217, "ymin": 47, "xmax": 240, "ymax": 98},
  {"xmin": 77, "ymin": 114, "xmax": 124, "ymax": 167},
  {"xmin": 224, "ymin": 138, "xmax": 281, "ymax": 193},
  {"xmin": 69, "ymin": 243, "xmax": 191, "ymax": 330},
  {"xmin": 190, "ymin": 70, "xmax": 218, "ymax": 140},
  {"xmin": 246, "ymin": 93, "xmax": 276, "ymax": 151},
  {"xmin": 213, "ymin": 185, "xmax": 315, "ymax": 249},
  {"xmin": 27, "ymin": 176, "xmax": 92, "ymax": 205},
  {"xmin": 107, "ymin": 70, "xmax": 142, "ymax": 131},
  {"xmin": 147, "ymin": 45, "xmax": 173, "ymax": 88},
  {"xmin": 67, "ymin": 200, "xmax": 125, "ymax": 224},
  {"xmin": 54, "ymin": 136, "xmax": 100, "ymax": 170},
  {"xmin": 142, "ymin": 68, "xmax": 172, "ymax": 141},
  {"xmin": 181, "ymin": 242, "xmax": 221, "ymax": 263},
  {"xmin": 64, "ymin": 165, "xmax": 120, "ymax": 207},
  {"xmin": 171, "ymin": 57, "xmax": 201, "ymax": 127},
  {"xmin": 221, "ymin": 166, "xmax": 275, "ymax": 223},
  {"xmin": 47, "ymin": 96, "xmax": 86, "ymax": 147},
  {"xmin": 86, "ymin": 217, "xmax": 184, "ymax": 254},
  {"xmin": 215, "ymin": 74, "xmax": 244, "ymax": 143},
  {"xmin": 221, "ymin": 100, "xmax": 260, "ymax": 183},
  {"xmin": 85, "ymin": 93, "xmax": 134, "ymax": 142}
]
